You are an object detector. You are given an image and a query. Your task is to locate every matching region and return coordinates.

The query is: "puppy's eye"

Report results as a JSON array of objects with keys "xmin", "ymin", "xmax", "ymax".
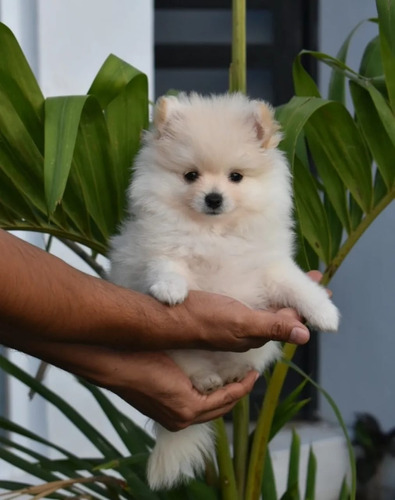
[
  {"xmin": 229, "ymin": 172, "xmax": 243, "ymax": 183},
  {"xmin": 184, "ymin": 171, "xmax": 200, "ymax": 183}
]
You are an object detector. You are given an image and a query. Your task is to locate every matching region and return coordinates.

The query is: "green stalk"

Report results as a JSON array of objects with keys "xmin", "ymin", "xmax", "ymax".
[
  {"xmin": 216, "ymin": 1, "xmax": 248, "ymax": 498},
  {"xmin": 245, "ymin": 343, "xmax": 297, "ymax": 500},
  {"xmin": 245, "ymin": 186, "xmax": 395, "ymax": 500},
  {"xmin": 214, "ymin": 418, "xmax": 238, "ymax": 500},
  {"xmin": 230, "ymin": 0, "xmax": 246, "ymax": 94},
  {"xmin": 205, "ymin": 456, "xmax": 219, "ymax": 488},
  {"xmin": 322, "ymin": 187, "xmax": 395, "ymax": 285},
  {"xmin": 233, "ymin": 397, "xmax": 249, "ymax": 499},
  {"xmin": 58, "ymin": 237, "xmax": 106, "ymax": 278}
]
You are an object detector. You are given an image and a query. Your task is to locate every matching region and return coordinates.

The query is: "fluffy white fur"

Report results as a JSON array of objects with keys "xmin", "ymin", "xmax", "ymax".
[{"xmin": 109, "ymin": 92, "xmax": 339, "ymax": 490}]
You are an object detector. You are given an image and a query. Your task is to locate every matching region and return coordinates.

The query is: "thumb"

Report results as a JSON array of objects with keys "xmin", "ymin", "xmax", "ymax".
[
  {"xmin": 288, "ymin": 324, "xmax": 310, "ymax": 344},
  {"xmin": 258, "ymin": 309, "xmax": 310, "ymax": 345}
]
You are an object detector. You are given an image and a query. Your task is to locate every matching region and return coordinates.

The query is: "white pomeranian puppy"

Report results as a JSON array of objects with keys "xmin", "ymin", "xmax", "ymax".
[{"xmin": 109, "ymin": 92, "xmax": 339, "ymax": 490}]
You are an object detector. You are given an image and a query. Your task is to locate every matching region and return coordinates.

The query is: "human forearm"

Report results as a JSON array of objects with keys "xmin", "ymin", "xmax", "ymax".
[
  {"xmin": 0, "ymin": 229, "xmax": 163, "ymax": 348},
  {"xmin": 0, "ymin": 229, "xmax": 309, "ymax": 352}
]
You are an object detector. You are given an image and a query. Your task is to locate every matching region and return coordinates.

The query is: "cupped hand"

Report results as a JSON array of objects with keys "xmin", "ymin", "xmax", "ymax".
[
  {"xmin": 104, "ymin": 351, "xmax": 258, "ymax": 431},
  {"xmin": 17, "ymin": 339, "xmax": 259, "ymax": 431}
]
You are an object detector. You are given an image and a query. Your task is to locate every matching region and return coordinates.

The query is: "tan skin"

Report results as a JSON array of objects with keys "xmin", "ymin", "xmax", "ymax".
[{"xmin": 0, "ymin": 229, "xmax": 315, "ymax": 431}]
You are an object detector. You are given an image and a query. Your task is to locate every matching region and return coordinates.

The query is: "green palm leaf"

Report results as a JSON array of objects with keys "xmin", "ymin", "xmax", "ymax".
[
  {"xmin": 88, "ymin": 54, "xmax": 146, "ymax": 109},
  {"xmin": 44, "ymin": 96, "xmax": 90, "ymax": 215},
  {"xmin": 359, "ymin": 34, "xmax": 383, "ymax": 78},
  {"xmin": 376, "ymin": 0, "xmax": 395, "ymax": 110},
  {"xmin": 0, "ymin": 23, "xmax": 149, "ymax": 255},
  {"xmin": 0, "ymin": 355, "xmax": 121, "ymax": 458},
  {"xmin": 304, "ymin": 103, "xmax": 373, "ymax": 215},
  {"xmin": 0, "ymin": 435, "xmax": 110, "ymax": 498},
  {"xmin": 78, "ymin": 378, "xmax": 154, "ymax": 457},
  {"xmin": 261, "ymin": 450, "xmax": 277, "ymax": 500},
  {"xmin": 327, "ymin": 20, "xmax": 368, "ymax": 103},
  {"xmin": 304, "ymin": 448, "xmax": 317, "ymax": 500},
  {"xmin": 0, "ymin": 23, "xmax": 44, "ymax": 127},
  {"xmin": 350, "ymin": 82, "xmax": 395, "ymax": 190},
  {"xmin": 293, "ymin": 156, "xmax": 332, "ymax": 264}
]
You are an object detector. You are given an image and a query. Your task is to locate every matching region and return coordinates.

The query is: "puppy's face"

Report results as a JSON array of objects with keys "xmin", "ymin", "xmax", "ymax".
[
  {"xmin": 181, "ymin": 168, "xmax": 243, "ymax": 217},
  {"xmin": 139, "ymin": 94, "xmax": 285, "ymax": 224}
]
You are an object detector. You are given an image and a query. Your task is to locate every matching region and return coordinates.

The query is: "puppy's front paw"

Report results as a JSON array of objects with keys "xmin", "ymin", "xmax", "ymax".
[
  {"xmin": 305, "ymin": 299, "xmax": 340, "ymax": 332},
  {"xmin": 149, "ymin": 275, "xmax": 188, "ymax": 305}
]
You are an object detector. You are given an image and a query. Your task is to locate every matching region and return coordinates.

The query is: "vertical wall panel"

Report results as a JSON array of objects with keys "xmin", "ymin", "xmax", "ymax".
[{"xmin": 37, "ymin": 0, "xmax": 154, "ymax": 98}]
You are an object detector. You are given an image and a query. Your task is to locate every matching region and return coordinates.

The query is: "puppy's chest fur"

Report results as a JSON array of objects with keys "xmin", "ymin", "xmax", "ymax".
[{"xmin": 158, "ymin": 228, "xmax": 281, "ymax": 309}]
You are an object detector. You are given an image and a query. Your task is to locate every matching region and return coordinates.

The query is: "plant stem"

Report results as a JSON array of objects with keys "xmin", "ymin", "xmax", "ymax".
[
  {"xmin": 205, "ymin": 456, "xmax": 219, "ymax": 488},
  {"xmin": 230, "ymin": 0, "xmax": 246, "ymax": 94},
  {"xmin": 222, "ymin": 1, "xmax": 248, "ymax": 498},
  {"xmin": 245, "ymin": 187, "xmax": 395, "ymax": 500},
  {"xmin": 322, "ymin": 187, "xmax": 395, "ymax": 285},
  {"xmin": 233, "ymin": 397, "xmax": 249, "ymax": 499},
  {"xmin": 58, "ymin": 238, "xmax": 107, "ymax": 278},
  {"xmin": 245, "ymin": 343, "xmax": 297, "ymax": 500},
  {"xmin": 214, "ymin": 418, "xmax": 238, "ymax": 500}
]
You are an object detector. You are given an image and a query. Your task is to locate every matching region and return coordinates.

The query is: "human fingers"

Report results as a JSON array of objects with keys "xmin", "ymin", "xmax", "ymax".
[
  {"xmin": 307, "ymin": 270, "xmax": 323, "ymax": 282},
  {"xmin": 183, "ymin": 291, "xmax": 310, "ymax": 351},
  {"xmin": 263, "ymin": 310, "xmax": 310, "ymax": 344},
  {"xmin": 234, "ymin": 308, "xmax": 310, "ymax": 349},
  {"xmin": 307, "ymin": 270, "xmax": 332, "ymax": 297},
  {"xmin": 179, "ymin": 370, "xmax": 260, "ymax": 427}
]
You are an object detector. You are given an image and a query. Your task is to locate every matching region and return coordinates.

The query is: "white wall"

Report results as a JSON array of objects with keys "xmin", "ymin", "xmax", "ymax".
[
  {"xmin": 318, "ymin": 0, "xmax": 395, "ymax": 431},
  {"xmin": 37, "ymin": 0, "xmax": 154, "ymax": 97},
  {"xmin": 0, "ymin": 0, "xmax": 154, "ymax": 97},
  {"xmin": 0, "ymin": 0, "xmax": 39, "ymax": 74},
  {"xmin": 0, "ymin": 0, "xmax": 154, "ymax": 480}
]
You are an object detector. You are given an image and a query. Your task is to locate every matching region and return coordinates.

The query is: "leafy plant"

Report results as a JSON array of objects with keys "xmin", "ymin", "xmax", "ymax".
[
  {"xmin": 0, "ymin": 20, "xmax": 148, "ymax": 256},
  {"xmin": 0, "ymin": 354, "xmax": 349, "ymax": 500},
  {"xmin": 244, "ymin": 0, "xmax": 395, "ymax": 497},
  {"xmin": 1, "ymin": 0, "xmax": 395, "ymax": 498},
  {"xmin": 0, "ymin": 354, "xmax": 216, "ymax": 499}
]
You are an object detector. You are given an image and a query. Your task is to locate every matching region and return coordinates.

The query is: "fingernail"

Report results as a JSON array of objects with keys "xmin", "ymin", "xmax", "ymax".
[
  {"xmin": 254, "ymin": 372, "xmax": 260, "ymax": 382},
  {"xmin": 289, "ymin": 327, "xmax": 310, "ymax": 344}
]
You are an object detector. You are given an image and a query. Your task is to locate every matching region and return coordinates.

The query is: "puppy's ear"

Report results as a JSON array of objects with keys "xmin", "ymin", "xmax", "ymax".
[
  {"xmin": 153, "ymin": 96, "xmax": 183, "ymax": 137},
  {"xmin": 251, "ymin": 101, "xmax": 282, "ymax": 149}
]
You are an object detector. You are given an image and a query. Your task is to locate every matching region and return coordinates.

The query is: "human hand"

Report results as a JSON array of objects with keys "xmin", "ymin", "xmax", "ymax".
[
  {"xmin": 12, "ymin": 338, "xmax": 258, "ymax": 431},
  {"xmin": 307, "ymin": 270, "xmax": 332, "ymax": 297},
  {"xmin": 165, "ymin": 270, "xmax": 330, "ymax": 352},
  {"xmin": 307, "ymin": 270, "xmax": 324, "ymax": 285},
  {"xmin": 167, "ymin": 290, "xmax": 310, "ymax": 353},
  {"xmin": 101, "ymin": 351, "xmax": 259, "ymax": 431},
  {"xmin": 0, "ymin": 228, "xmax": 312, "ymax": 353}
]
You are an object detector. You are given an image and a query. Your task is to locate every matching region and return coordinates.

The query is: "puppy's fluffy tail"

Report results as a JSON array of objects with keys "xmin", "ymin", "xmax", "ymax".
[{"xmin": 147, "ymin": 422, "xmax": 214, "ymax": 490}]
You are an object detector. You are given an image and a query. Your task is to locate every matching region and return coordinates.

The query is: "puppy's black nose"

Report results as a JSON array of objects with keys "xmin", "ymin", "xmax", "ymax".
[{"xmin": 205, "ymin": 192, "xmax": 223, "ymax": 209}]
